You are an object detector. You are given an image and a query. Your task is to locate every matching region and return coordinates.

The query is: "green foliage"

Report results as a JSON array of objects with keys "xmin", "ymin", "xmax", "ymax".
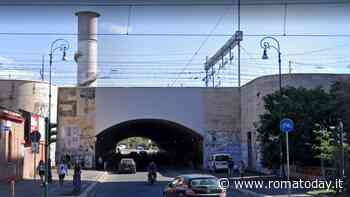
[
  {"xmin": 257, "ymin": 86, "xmax": 334, "ymax": 168},
  {"xmin": 330, "ymin": 81, "xmax": 350, "ymax": 144},
  {"xmin": 117, "ymin": 137, "xmax": 153, "ymax": 149},
  {"xmin": 312, "ymin": 128, "xmax": 334, "ymax": 161},
  {"xmin": 330, "ymin": 81, "xmax": 350, "ymax": 194},
  {"xmin": 257, "ymin": 80, "xmax": 350, "ymax": 194}
]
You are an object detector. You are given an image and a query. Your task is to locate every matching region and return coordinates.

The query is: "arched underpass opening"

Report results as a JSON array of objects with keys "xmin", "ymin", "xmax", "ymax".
[{"xmin": 95, "ymin": 119, "xmax": 203, "ymax": 170}]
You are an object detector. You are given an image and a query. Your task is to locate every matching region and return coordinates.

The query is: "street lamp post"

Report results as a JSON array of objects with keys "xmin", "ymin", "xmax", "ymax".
[
  {"xmin": 45, "ymin": 39, "xmax": 70, "ymax": 197},
  {"xmin": 260, "ymin": 36, "xmax": 284, "ymax": 177}
]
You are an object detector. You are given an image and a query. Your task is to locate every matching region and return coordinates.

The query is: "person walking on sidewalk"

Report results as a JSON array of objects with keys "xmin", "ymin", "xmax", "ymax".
[
  {"xmin": 239, "ymin": 160, "xmax": 246, "ymax": 177},
  {"xmin": 57, "ymin": 160, "xmax": 68, "ymax": 186},
  {"xmin": 98, "ymin": 156, "xmax": 103, "ymax": 170},
  {"xmin": 73, "ymin": 161, "xmax": 82, "ymax": 193},
  {"xmin": 37, "ymin": 160, "xmax": 45, "ymax": 186},
  {"xmin": 227, "ymin": 159, "xmax": 234, "ymax": 177}
]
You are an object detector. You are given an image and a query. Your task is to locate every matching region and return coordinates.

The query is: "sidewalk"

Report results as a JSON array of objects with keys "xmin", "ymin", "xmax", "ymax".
[
  {"xmin": 229, "ymin": 176, "xmax": 317, "ymax": 197},
  {"xmin": 0, "ymin": 170, "xmax": 105, "ymax": 197}
]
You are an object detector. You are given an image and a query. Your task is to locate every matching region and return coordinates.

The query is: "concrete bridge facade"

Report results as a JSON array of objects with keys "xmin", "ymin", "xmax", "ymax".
[
  {"xmin": 54, "ymin": 74, "xmax": 350, "ymax": 170},
  {"xmin": 56, "ymin": 87, "xmax": 241, "ymax": 168}
]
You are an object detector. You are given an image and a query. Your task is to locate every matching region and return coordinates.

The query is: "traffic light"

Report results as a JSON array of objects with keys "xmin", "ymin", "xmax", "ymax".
[
  {"xmin": 330, "ymin": 128, "xmax": 341, "ymax": 146},
  {"xmin": 329, "ymin": 121, "xmax": 347, "ymax": 146},
  {"xmin": 45, "ymin": 118, "xmax": 57, "ymax": 144}
]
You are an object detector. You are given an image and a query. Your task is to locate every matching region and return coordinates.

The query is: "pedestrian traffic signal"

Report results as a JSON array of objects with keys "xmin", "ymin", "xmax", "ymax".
[{"xmin": 45, "ymin": 118, "xmax": 57, "ymax": 144}]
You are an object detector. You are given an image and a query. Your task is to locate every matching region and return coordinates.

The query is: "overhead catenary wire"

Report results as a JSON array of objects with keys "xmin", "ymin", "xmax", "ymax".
[
  {"xmin": 170, "ymin": 6, "xmax": 232, "ymax": 86},
  {"xmin": 0, "ymin": 0, "xmax": 349, "ymax": 87},
  {"xmin": 1, "ymin": 32, "xmax": 350, "ymax": 37},
  {"xmin": 0, "ymin": 0, "xmax": 349, "ymax": 6}
]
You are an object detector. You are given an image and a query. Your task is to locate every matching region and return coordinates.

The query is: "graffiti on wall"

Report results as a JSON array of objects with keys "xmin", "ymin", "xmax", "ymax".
[
  {"xmin": 59, "ymin": 101, "xmax": 77, "ymax": 117},
  {"xmin": 203, "ymin": 130, "xmax": 241, "ymax": 168},
  {"xmin": 64, "ymin": 126, "xmax": 80, "ymax": 151},
  {"xmin": 33, "ymin": 102, "xmax": 49, "ymax": 117}
]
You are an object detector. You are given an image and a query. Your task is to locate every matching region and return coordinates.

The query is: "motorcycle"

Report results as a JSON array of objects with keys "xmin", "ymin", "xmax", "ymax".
[{"xmin": 148, "ymin": 172, "xmax": 157, "ymax": 185}]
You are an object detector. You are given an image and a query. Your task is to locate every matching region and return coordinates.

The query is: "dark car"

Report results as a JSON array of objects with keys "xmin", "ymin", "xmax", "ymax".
[
  {"xmin": 118, "ymin": 158, "xmax": 136, "ymax": 174},
  {"xmin": 163, "ymin": 174, "xmax": 226, "ymax": 197}
]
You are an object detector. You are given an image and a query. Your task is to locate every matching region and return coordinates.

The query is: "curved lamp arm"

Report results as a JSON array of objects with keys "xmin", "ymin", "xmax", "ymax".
[
  {"xmin": 260, "ymin": 36, "xmax": 281, "ymax": 53},
  {"xmin": 49, "ymin": 39, "xmax": 70, "ymax": 57}
]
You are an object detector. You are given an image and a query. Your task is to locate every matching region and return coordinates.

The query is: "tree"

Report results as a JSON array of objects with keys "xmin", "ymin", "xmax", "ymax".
[
  {"xmin": 330, "ymin": 81, "xmax": 350, "ymax": 142},
  {"xmin": 330, "ymin": 81, "xmax": 350, "ymax": 193},
  {"xmin": 257, "ymin": 87, "xmax": 333, "ymax": 168},
  {"xmin": 312, "ymin": 126, "xmax": 333, "ymax": 162}
]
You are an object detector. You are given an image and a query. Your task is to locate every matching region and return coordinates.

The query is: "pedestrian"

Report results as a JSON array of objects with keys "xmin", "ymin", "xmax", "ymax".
[
  {"xmin": 103, "ymin": 160, "xmax": 108, "ymax": 170},
  {"xmin": 73, "ymin": 161, "xmax": 82, "ymax": 194},
  {"xmin": 239, "ymin": 160, "xmax": 246, "ymax": 177},
  {"xmin": 228, "ymin": 159, "xmax": 234, "ymax": 177},
  {"xmin": 37, "ymin": 160, "xmax": 45, "ymax": 186},
  {"xmin": 57, "ymin": 160, "xmax": 68, "ymax": 186},
  {"xmin": 98, "ymin": 156, "xmax": 103, "ymax": 170},
  {"xmin": 233, "ymin": 162, "xmax": 239, "ymax": 176},
  {"xmin": 65, "ymin": 154, "xmax": 71, "ymax": 169}
]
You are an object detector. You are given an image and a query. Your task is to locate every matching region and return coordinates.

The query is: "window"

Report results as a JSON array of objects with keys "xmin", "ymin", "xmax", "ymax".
[
  {"xmin": 190, "ymin": 178, "xmax": 219, "ymax": 187},
  {"xmin": 215, "ymin": 155, "xmax": 230, "ymax": 161},
  {"xmin": 21, "ymin": 110, "xmax": 31, "ymax": 146}
]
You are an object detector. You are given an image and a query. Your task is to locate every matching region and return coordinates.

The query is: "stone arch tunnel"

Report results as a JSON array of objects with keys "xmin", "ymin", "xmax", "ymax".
[{"xmin": 95, "ymin": 119, "xmax": 203, "ymax": 170}]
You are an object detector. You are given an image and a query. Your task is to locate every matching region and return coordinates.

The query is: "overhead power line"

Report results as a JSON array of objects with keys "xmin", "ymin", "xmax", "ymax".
[
  {"xmin": 0, "ymin": 1, "xmax": 349, "ymax": 6},
  {"xmin": 1, "ymin": 32, "xmax": 350, "ymax": 37},
  {"xmin": 170, "ymin": 6, "xmax": 232, "ymax": 86}
]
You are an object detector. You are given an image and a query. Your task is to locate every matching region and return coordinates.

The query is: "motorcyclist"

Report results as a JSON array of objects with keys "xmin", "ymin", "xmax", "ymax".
[{"xmin": 147, "ymin": 161, "xmax": 157, "ymax": 184}]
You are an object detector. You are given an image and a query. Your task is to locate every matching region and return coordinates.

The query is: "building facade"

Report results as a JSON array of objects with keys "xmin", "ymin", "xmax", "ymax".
[
  {"xmin": 0, "ymin": 107, "xmax": 25, "ymax": 181},
  {"xmin": 0, "ymin": 79, "xmax": 57, "ymax": 179}
]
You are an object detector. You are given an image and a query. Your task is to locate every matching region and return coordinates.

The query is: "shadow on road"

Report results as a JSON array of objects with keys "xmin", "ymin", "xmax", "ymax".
[
  {"xmin": 0, "ymin": 179, "xmax": 95, "ymax": 197},
  {"xmin": 95, "ymin": 180, "xmax": 169, "ymax": 197}
]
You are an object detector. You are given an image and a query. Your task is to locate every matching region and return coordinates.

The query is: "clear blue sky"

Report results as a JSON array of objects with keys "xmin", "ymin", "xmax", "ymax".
[{"xmin": 0, "ymin": 0, "xmax": 349, "ymax": 87}]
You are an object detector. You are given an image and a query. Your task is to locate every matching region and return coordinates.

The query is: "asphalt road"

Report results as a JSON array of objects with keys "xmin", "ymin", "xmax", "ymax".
[{"xmin": 95, "ymin": 171, "xmax": 249, "ymax": 197}]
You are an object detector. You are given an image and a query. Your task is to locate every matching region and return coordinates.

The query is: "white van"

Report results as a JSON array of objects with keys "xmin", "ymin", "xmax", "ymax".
[{"xmin": 208, "ymin": 153, "xmax": 232, "ymax": 172}]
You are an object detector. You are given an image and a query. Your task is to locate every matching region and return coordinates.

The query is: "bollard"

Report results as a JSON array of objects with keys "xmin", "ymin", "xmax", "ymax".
[{"xmin": 10, "ymin": 180, "xmax": 15, "ymax": 197}]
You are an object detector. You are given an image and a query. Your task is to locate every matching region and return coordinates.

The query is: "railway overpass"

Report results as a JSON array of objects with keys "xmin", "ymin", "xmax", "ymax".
[{"xmin": 54, "ymin": 73, "xmax": 350, "ymax": 170}]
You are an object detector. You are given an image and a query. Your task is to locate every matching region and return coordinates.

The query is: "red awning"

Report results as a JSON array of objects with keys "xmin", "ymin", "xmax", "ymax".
[{"xmin": 0, "ymin": 112, "xmax": 24, "ymax": 124}]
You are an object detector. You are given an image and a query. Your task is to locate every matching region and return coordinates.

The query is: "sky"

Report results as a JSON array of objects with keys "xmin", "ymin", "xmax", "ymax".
[{"xmin": 0, "ymin": 0, "xmax": 349, "ymax": 87}]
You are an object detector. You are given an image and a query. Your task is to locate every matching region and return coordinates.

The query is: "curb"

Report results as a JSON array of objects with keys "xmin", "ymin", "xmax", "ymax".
[
  {"xmin": 237, "ymin": 188, "xmax": 314, "ymax": 197},
  {"xmin": 237, "ymin": 189, "xmax": 270, "ymax": 197},
  {"xmin": 79, "ymin": 172, "xmax": 107, "ymax": 197}
]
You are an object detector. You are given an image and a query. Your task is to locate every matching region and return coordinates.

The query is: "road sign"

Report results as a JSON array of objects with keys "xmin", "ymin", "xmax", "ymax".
[
  {"xmin": 280, "ymin": 118, "xmax": 294, "ymax": 133},
  {"xmin": 30, "ymin": 130, "xmax": 41, "ymax": 143},
  {"xmin": 279, "ymin": 118, "xmax": 295, "ymax": 197}
]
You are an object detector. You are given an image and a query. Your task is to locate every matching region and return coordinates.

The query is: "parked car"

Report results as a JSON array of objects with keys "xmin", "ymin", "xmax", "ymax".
[
  {"xmin": 136, "ymin": 144, "xmax": 145, "ymax": 151},
  {"xmin": 163, "ymin": 174, "xmax": 226, "ymax": 197},
  {"xmin": 117, "ymin": 144, "xmax": 127, "ymax": 150},
  {"xmin": 118, "ymin": 158, "xmax": 136, "ymax": 174},
  {"xmin": 208, "ymin": 153, "xmax": 232, "ymax": 172}
]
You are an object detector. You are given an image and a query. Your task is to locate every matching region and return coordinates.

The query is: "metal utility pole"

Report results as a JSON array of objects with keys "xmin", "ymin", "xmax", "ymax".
[
  {"xmin": 339, "ymin": 120, "xmax": 345, "ymax": 179},
  {"xmin": 288, "ymin": 60, "xmax": 292, "ymax": 74},
  {"xmin": 202, "ymin": 0, "xmax": 242, "ymax": 88},
  {"xmin": 203, "ymin": 31, "xmax": 242, "ymax": 87},
  {"xmin": 237, "ymin": 0, "xmax": 241, "ymax": 87},
  {"xmin": 40, "ymin": 55, "xmax": 45, "ymax": 81},
  {"xmin": 205, "ymin": 56, "xmax": 209, "ymax": 87}
]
